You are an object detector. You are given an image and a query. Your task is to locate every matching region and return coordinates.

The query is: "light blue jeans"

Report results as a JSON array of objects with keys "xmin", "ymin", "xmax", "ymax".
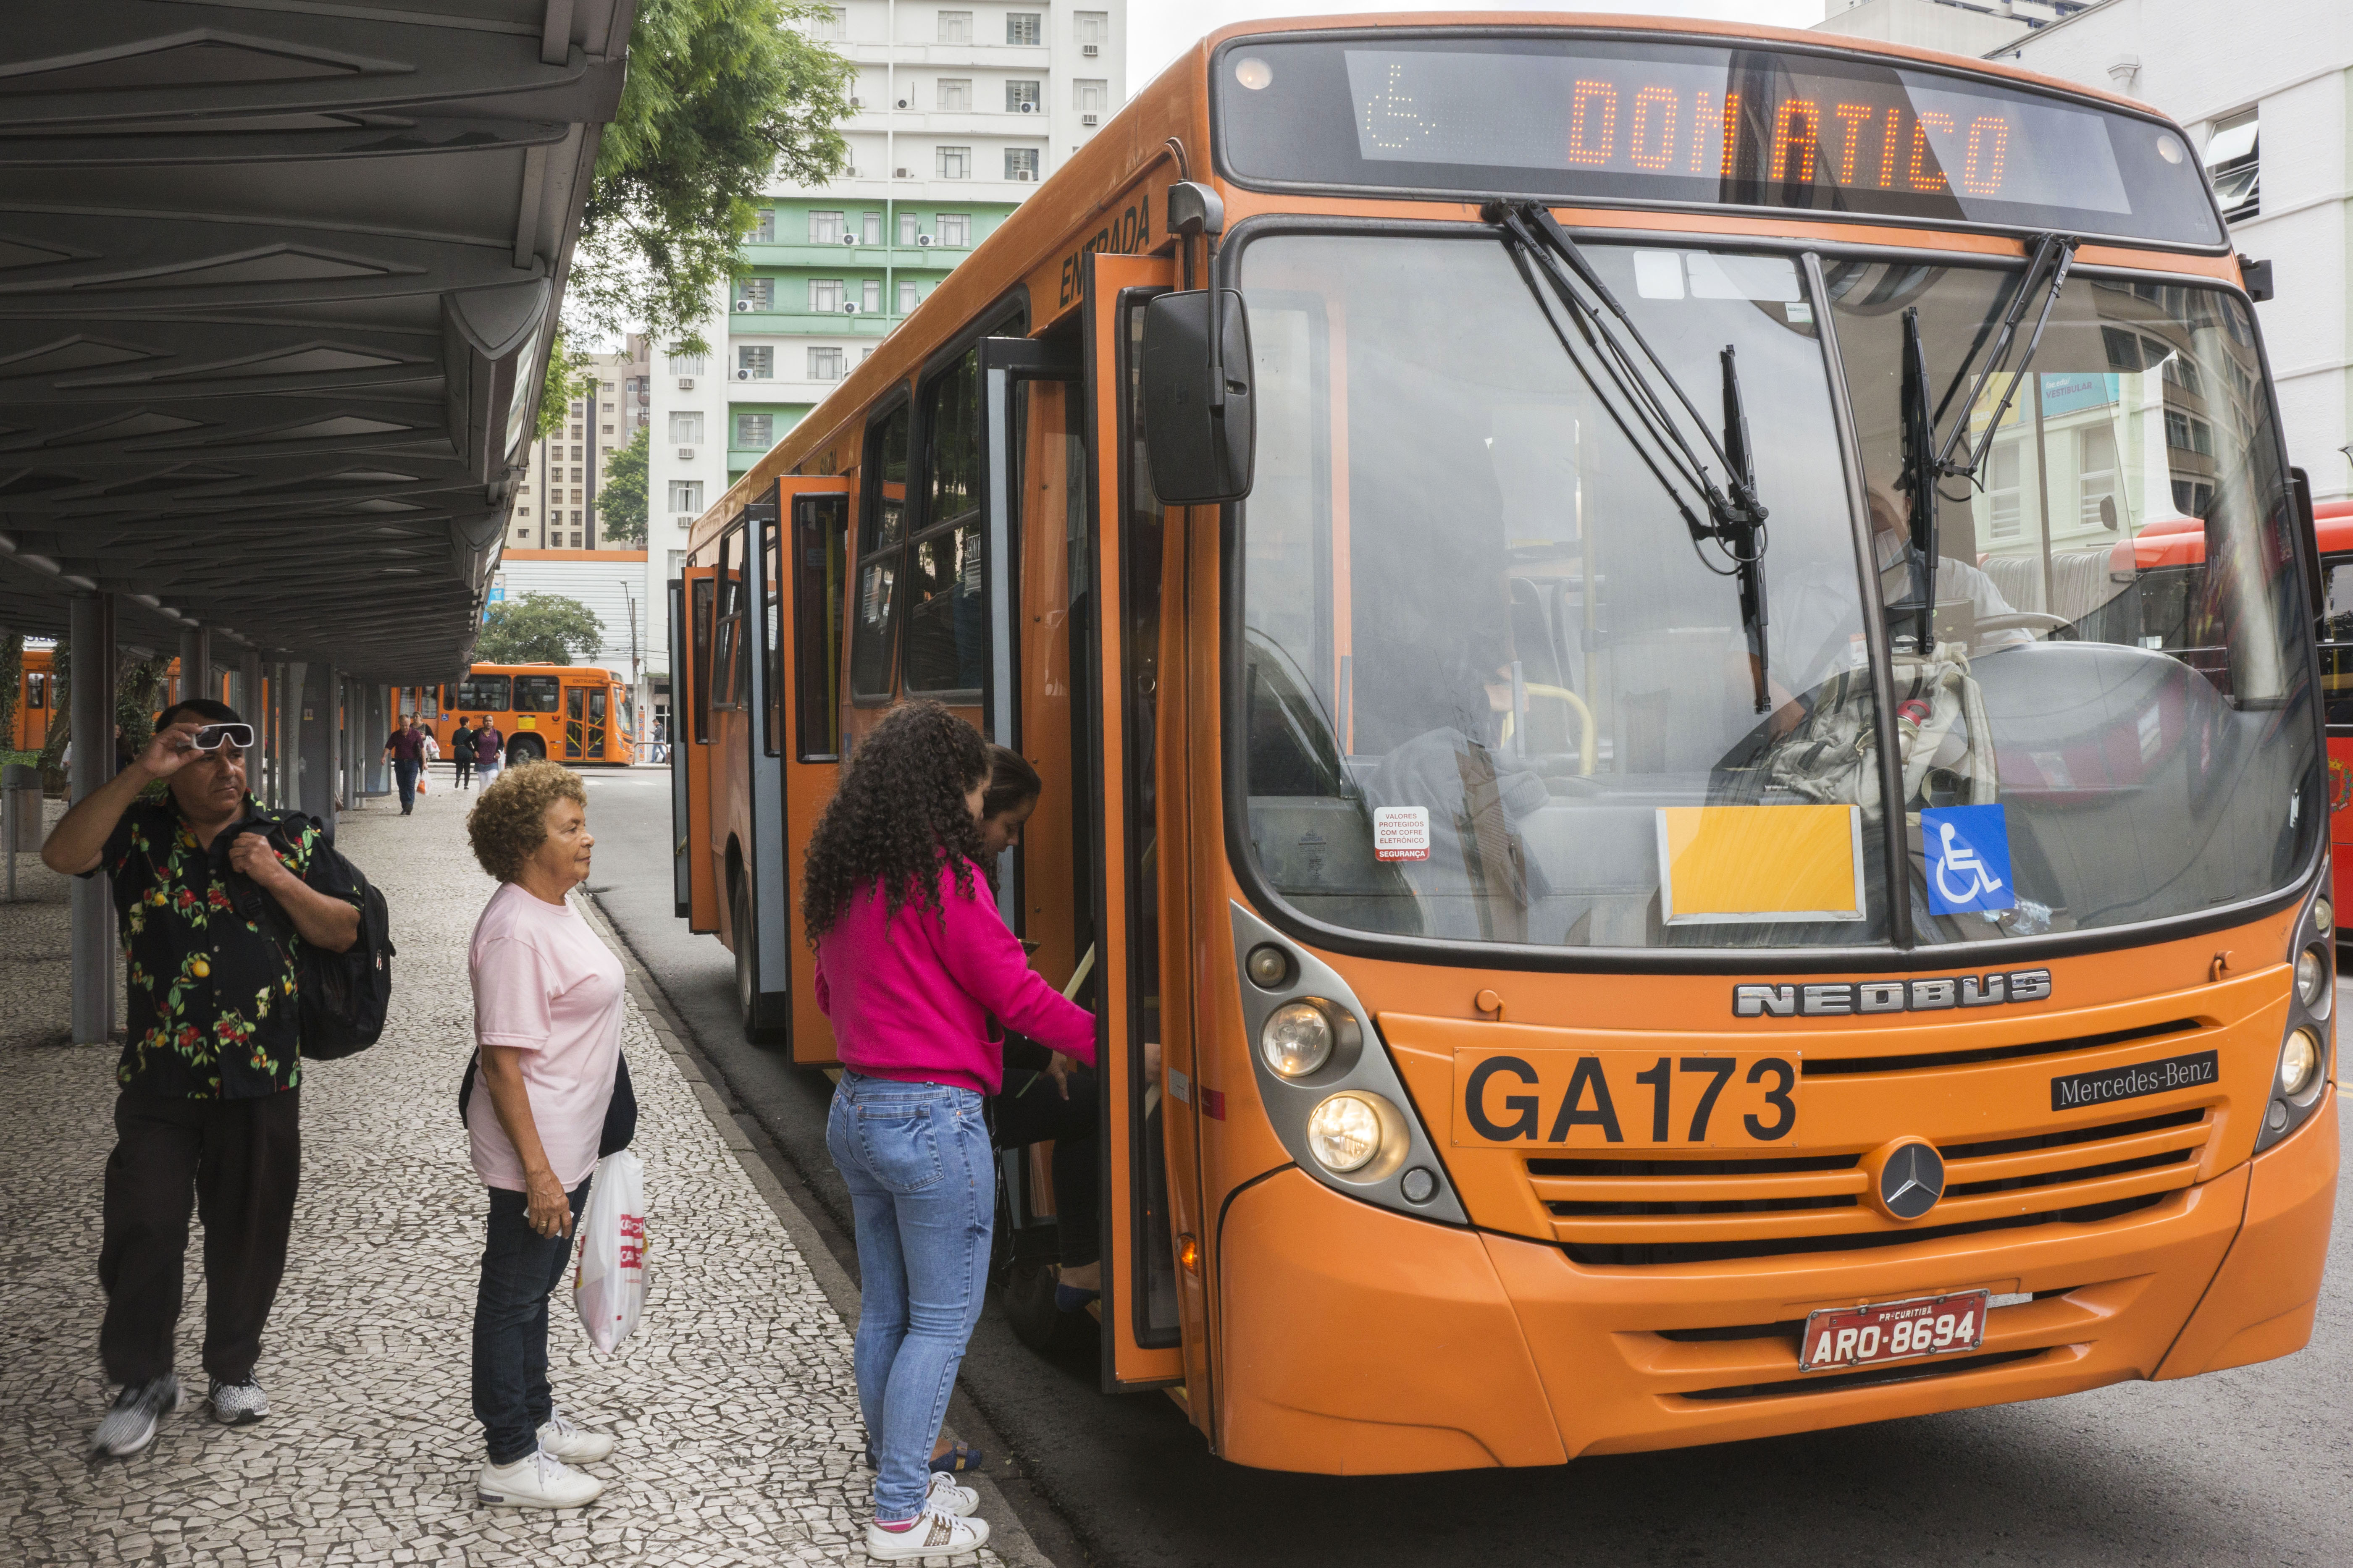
[{"xmin": 825, "ymin": 1070, "xmax": 993, "ymax": 1521}]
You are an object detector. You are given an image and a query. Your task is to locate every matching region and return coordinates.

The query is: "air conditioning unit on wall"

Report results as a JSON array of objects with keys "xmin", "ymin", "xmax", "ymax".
[
  {"xmin": 676, "ymin": 377, "xmax": 695, "ymax": 390},
  {"xmin": 736, "ymin": 368, "xmax": 752, "ymax": 380},
  {"xmin": 677, "ymin": 447, "xmax": 695, "ymax": 461},
  {"xmin": 915, "ymin": 233, "xmax": 934, "ymax": 247},
  {"xmin": 1082, "ymin": 43, "xmax": 1098, "ymax": 57},
  {"xmin": 734, "ymin": 300, "xmax": 752, "ymax": 311}
]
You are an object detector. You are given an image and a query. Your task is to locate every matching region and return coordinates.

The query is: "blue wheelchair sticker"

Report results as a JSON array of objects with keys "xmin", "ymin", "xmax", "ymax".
[{"xmin": 1922, "ymin": 805, "xmax": 2014, "ymax": 916}]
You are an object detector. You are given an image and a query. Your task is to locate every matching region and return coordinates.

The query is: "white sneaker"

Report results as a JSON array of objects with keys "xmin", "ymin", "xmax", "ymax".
[
  {"xmin": 924, "ymin": 1470, "xmax": 979, "ymax": 1517},
  {"xmin": 866, "ymin": 1510, "xmax": 990, "ymax": 1560},
  {"xmin": 536, "ymin": 1408, "xmax": 616, "ymax": 1463},
  {"xmin": 477, "ymin": 1448, "xmax": 604, "ymax": 1509}
]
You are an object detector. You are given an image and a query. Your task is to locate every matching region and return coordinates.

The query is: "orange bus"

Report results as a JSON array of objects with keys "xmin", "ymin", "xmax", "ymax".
[
  {"xmin": 674, "ymin": 16, "xmax": 2337, "ymax": 1471},
  {"xmin": 10, "ymin": 645, "xmax": 55, "ymax": 753},
  {"xmin": 397, "ymin": 662, "xmax": 633, "ymax": 767}
]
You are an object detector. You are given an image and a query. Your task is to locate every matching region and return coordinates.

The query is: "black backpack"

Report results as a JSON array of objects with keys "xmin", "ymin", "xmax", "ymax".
[{"xmin": 231, "ymin": 813, "xmax": 396, "ymax": 1061}]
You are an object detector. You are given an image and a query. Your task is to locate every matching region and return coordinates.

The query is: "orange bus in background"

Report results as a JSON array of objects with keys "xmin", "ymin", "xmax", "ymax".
[
  {"xmin": 397, "ymin": 663, "xmax": 633, "ymax": 767},
  {"xmin": 673, "ymin": 16, "xmax": 2337, "ymax": 1474},
  {"xmin": 10, "ymin": 645, "xmax": 55, "ymax": 753}
]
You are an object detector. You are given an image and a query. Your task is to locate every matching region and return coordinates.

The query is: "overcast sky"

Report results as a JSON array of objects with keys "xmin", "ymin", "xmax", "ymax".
[{"xmin": 1128, "ymin": 2, "xmax": 1827, "ymax": 88}]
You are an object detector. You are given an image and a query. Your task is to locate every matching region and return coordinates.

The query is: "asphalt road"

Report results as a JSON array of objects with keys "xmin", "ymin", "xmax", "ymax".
[{"xmin": 575, "ymin": 764, "xmax": 2353, "ymax": 1568}]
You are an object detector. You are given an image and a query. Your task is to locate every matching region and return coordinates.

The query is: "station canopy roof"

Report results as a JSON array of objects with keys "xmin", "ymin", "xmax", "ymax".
[{"xmin": 0, "ymin": 0, "xmax": 635, "ymax": 682}]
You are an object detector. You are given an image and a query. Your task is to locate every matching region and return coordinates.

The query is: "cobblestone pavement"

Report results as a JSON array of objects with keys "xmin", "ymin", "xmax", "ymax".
[{"xmin": 0, "ymin": 782, "xmax": 1000, "ymax": 1567}]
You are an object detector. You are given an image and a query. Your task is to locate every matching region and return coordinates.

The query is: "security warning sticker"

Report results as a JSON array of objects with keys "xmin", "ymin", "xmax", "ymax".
[{"xmin": 1373, "ymin": 806, "xmax": 1431, "ymax": 862}]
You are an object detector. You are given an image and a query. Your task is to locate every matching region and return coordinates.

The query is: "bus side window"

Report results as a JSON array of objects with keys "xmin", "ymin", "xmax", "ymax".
[
  {"xmin": 851, "ymin": 403, "xmax": 910, "ymax": 701},
  {"xmin": 905, "ymin": 347, "xmax": 986, "ymax": 696},
  {"xmin": 762, "ymin": 509, "xmax": 783, "ymax": 756},
  {"xmin": 691, "ymin": 575, "xmax": 716, "ymax": 742},
  {"xmin": 794, "ymin": 493, "xmax": 849, "ymax": 758}
]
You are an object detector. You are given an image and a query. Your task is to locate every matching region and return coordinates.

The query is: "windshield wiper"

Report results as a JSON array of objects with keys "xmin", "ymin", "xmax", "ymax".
[
  {"xmin": 1487, "ymin": 202, "xmax": 1774, "ymax": 712},
  {"xmin": 1932, "ymin": 231, "xmax": 2078, "ymax": 483}
]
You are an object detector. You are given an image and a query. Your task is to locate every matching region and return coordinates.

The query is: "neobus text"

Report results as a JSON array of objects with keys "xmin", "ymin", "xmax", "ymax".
[{"xmin": 1733, "ymin": 969, "xmax": 2054, "ymax": 1017}]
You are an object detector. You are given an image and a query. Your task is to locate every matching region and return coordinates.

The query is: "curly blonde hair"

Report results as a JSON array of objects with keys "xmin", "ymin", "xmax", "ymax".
[{"xmin": 467, "ymin": 760, "xmax": 587, "ymax": 883}]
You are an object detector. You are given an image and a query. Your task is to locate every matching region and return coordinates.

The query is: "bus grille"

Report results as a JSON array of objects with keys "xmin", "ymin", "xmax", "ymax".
[{"xmin": 1540, "ymin": 1107, "xmax": 2208, "ymax": 1266}]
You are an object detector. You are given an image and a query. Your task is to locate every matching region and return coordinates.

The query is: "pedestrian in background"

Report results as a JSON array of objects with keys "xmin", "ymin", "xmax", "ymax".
[
  {"xmin": 462, "ymin": 761, "xmax": 623, "ymax": 1509},
  {"xmin": 383, "ymin": 718, "xmax": 427, "ymax": 815},
  {"xmin": 40, "ymin": 699, "xmax": 362, "ymax": 1455},
  {"xmin": 804, "ymin": 701, "xmax": 1096, "ymax": 1560},
  {"xmin": 474, "ymin": 719, "xmax": 504, "ymax": 786},
  {"xmin": 452, "ymin": 718, "xmax": 477, "ymax": 790}
]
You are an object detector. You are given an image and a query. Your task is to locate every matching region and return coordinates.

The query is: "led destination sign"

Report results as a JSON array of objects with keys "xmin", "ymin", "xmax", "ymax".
[{"xmin": 1215, "ymin": 34, "xmax": 2224, "ymax": 247}]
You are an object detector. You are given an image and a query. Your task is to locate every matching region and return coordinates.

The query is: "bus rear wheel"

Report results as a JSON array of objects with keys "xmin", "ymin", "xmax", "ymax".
[
  {"xmin": 734, "ymin": 876, "xmax": 786, "ymax": 1048},
  {"xmin": 505, "ymin": 735, "xmax": 545, "ymax": 765}
]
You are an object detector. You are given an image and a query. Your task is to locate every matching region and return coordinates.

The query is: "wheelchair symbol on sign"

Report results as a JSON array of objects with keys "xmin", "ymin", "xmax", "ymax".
[{"xmin": 1933, "ymin": 821, "xmax": 2005, "ymax": 906}]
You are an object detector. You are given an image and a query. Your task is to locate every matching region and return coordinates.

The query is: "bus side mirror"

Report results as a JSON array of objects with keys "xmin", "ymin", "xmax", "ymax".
[{"xmin": 1142, "ymin": 288, "xmax": 1253, "ymax": 506}]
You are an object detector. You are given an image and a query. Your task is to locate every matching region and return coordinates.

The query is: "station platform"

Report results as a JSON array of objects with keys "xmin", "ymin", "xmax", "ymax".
[{"xmin": 0, "ymin": 783, "xmax": 1009, "ymax": 1567}]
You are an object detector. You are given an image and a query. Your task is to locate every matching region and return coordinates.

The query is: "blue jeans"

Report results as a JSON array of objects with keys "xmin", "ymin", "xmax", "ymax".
[
  {"xmin": 825, "ymin": 1071, "xmax": 993, "ymax": 1521},
  {"xmin": 393, "ymin": 758, "xmax": 418, "ymax": 811},
  {"xmin": 471, "ymin": 1179, "xmax": 590, "ymax": 1465}
]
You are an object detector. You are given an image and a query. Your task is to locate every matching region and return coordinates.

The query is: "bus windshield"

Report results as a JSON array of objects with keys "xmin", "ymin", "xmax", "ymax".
[{"xmin": 1234, "ymin": 232, "xmax": 2319, "ymax": 953}]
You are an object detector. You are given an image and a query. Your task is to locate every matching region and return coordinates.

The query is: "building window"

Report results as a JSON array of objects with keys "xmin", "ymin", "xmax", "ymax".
[
  {"xmin": 1075, "ymin": 10, "xmax": 1107, "ymax": 46},
  {"xmin": 2077, "ymin": 423, "xmax": 2118, "ymax": 529},
  {"xmin": 898, "ymin": 279, "xmax": 920, "ymax": 313},
  {"xmin": 861, "ymin": 346, "xmax": 877, "ymax": 362},
  {"xmin": 805, "ymin": 6, "xmax": 843, "ymax": 40},
  {"xmin": 938, "ymin": 213, "xmax": 969, "ymax": 246},
  {"xmin": 669, "ymin": 481, "xmax": 704, "ymax": 514},
  {"xmin": 809, "ymin": 347, "xmax": 846, "ymax": 382},
  {"xmin": 1006, "ymin": 12, "xmax": 1041, "ymax": 45},
  {"xmin": 669, "ymin": 550, "xmax": 686, "ymax": 574},
  {"xmin": 1004, "ymin": 147, "xmax": 1039, "ymax": 181},
  {"xmin": 2206, "ymin": 108, "xmax": 2258, "ymax": 222},
  {"xmin": 516, "ymin": 527, "xmax": 530, "ymax": 540},
  {"xmin": 750, "ymin": 209, "xmax": 775, "ymax": 243},
  {"xmin": 735, "ymin": 276, "xmax": 774, "ymax": 310},
  {"xmin": 936, "ymin": 10, "xmax": 971, "ymax": 44},
  {"xmin": 602, "ymin": 424, "xmax": 615, "ymax": 435},
  {"xmin": 737, "ymin": 413, "xmax": 775, "ymax": 448},
  {"xmin": 937, "ymin": 145, "xmax": 970, "ymax": 180},
  {"xmin": 1985, "ymin": 440, "xmax": 2023, "ymax": 542},
  {"xmin": 937, "ymin": 77, "xmax": 971, "ymax": 112},
  {"xmin": 857, "ymin": 278, "xmax": 879, "ymax": 313},
  {"xmin": 2164, "ymin": 410, "xmax": 2216, "ymax": 457},
  {"xmin": 1006, "ymin": 80, "xmax": 1040, "ymax": 113},
  {"xmin": 670, "ymin": 410, "xmax": 705, "ymax": 444},
  {"xmin": 809, "ymin": 209, "xmax": 845, "ymax": 244},
  {"xmin": 1075, "ymin": 79, "xmax": 1106, "ymax": 113},
  {"xmin": 861, "ymin": 210, "xmax": 883, "ymax": 244},
  {"xmin": 739, "ymin": 345, "xmax": 774, "ymax": 378},
  {"xmin": 809, "ymin": 277, "xmax": 845, "ymax": 312},
  {"xmin": 667, "ymin": 349, "xmax": 705, "ymax": 376},
  {"xmin": 898, "ymin": 211, "xmax": 920, "ymax": 244}
]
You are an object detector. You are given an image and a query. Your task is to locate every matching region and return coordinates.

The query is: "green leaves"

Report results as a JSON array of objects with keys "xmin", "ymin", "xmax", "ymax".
[
  {"xmin": 476, "ymin": 593, "xmax": 608, "ymax": 666},
  {"xmin": 567, "ymin": 0, "xmax": 853, "ymax": 346},
  {"xmin": 596, "ymin": 426, "xmax": 651, "ymax": 545}
]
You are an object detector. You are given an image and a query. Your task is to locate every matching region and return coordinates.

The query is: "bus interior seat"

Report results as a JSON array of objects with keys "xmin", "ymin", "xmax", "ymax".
[{"xmin": 1979, "ymin": 547, "xmax": 2129, "ymax": 632}]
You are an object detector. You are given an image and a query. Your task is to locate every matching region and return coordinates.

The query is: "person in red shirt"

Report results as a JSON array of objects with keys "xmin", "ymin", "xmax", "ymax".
[{"xmin": 382, "ymin": 719, "xmax": 428, "ymax": 814}]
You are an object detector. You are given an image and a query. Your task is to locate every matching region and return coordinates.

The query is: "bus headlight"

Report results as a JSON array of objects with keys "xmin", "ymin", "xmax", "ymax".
[
  {"xmin": 2296, "ymin": 946, "xmax": 2330, "ymax": 1010},
  {"xmin": 2279, "ymin": 1028, "xmax": 2321, "ymax": 1097},
  {"xmin": 2313, "ymin": 897, "xmax": 2334, "ymax": 939},
  {"xmin": 1260, "ymin": 998, "xmax": 1360, "ymax": 1078},
  {"xmin": 1307, "ymin": 1093, "xmax": 1384, "ymax": 1172}
]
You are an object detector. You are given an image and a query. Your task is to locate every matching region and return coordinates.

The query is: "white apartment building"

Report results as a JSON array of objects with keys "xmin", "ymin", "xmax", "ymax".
[
  {"xmin": 1994, "ymin": 0, "xmax": 2353, "ymax": 502},
  {"xmin": 643, "ymin": 1, "xmax": 1127, "ymax": 730}
]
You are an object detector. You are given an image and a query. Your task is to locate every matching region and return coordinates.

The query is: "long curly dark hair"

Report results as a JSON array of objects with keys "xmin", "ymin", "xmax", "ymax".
[{"xmin": 802, "ymin": 700, "xmax": 990, "ymax": 944}]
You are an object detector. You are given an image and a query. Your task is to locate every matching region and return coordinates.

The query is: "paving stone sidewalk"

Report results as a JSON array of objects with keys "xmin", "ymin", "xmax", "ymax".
[{"xmin": 0, "ymin": 783, "xmax": 998, "ymax": 1567}]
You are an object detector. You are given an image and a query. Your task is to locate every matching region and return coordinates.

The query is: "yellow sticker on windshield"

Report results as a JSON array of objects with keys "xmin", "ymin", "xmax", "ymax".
[{"xmin": 1657, "ymin": 805, "xmax": 1865, "ymax": 925}]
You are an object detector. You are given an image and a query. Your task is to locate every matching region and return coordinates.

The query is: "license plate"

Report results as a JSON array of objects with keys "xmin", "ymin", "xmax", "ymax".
[
  {"xmin": 1799, "ymin": 1290, "xmax": 1989, "ymax": 1372},
  {"xmin": 1451, "ymin": 1048, "xmax": 1800, "ymax": 1149}
]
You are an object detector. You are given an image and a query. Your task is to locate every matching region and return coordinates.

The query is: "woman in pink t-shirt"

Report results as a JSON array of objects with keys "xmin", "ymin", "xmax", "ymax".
[
  {"xmin": 462, "ymin": 763, "xmax": 624, "ymax": 1511},
  {"xmin": 807, "ymin": 701, "xmax": 1094, "ymax": 1560}
]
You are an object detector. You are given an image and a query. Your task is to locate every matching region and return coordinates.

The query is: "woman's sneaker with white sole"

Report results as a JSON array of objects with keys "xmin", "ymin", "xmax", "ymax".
[
  {"xmin": 924, "ymin": 1471, "xmax": 979, "ymax": 1517},
  {"xmin": 867, "ymin": 1509, "xmax": 990, "ymax": 1560},
  {"xmin": 89, "ymin": 1375, "xmax": 184, "ymax": 1457},
  {"xmin": 536, "ymin": 1408, "xmax": 615, "ymax": 1463},
  {"xmin": 477, "ymin": 1447, "xmax": 604, "ymax": 1509}
]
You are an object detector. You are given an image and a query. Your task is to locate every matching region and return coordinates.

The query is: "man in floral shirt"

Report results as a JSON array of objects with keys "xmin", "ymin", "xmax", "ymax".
[{"xmin": 42, "ymin": 697, "xmax": 361, "ymax": 1456}]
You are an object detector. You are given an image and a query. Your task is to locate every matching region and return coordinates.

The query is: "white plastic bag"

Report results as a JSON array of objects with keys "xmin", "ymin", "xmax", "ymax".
[{"xmin": 572, "ymin": 1150, "xmax": 646, "ymax": 1354}]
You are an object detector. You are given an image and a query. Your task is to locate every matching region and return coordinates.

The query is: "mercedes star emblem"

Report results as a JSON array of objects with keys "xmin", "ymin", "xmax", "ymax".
[{"xmin": 1877, "ymin": 1141, "xmax": 1946, "ymax": 1221}]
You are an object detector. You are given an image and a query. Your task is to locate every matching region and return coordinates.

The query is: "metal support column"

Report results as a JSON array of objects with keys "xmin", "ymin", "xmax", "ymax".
[
  {"xmin": 238, "ymin": 650, "xmax": 262, "ymax": 729},
  {"xmin": 280, "ymin": 660, "xmax": 304, "ymax": 813},
  {"xmin": 177, "ymin": 625, "xmax": 212, "ymax": 705},
  {"xmin": 68, "ymin": 594, "xmax": 117, "ymax": 1046},
  {"xmin": 365, "ymin": 685, "xmax": 390, "ymax": 796},
  {"xmin": 299, "ymin": 661, "xmax": 336, "ymax": 824}
]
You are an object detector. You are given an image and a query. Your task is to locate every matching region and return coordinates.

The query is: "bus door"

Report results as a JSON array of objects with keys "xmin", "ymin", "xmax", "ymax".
[
  {"xmin": 763, "ymin": 477, "xmax": 852, "ymax": 1062},
  {"xmin": 681, "ymin": 560, "xmax": 720, "ymax": 933},
  {"xmin": 1076, "ymin": 253, "xmax": 1188, "ymax": 1390},
  {"xmin": 667, "ymin": 578, "xmax": 691, "ymax": 919},
  {"xmin": 562, "ymin": 685, "xmax": 603, "ymax": 760}
]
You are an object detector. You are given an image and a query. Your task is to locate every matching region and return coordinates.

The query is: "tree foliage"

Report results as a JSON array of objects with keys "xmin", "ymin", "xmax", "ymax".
[
  {"xmin": 476, "ymin": 593, "xmax": 607, "ymax": 666},
  {"xmin": 565, "ymin": 0, "xmax": 853, "ymax": 349},
  {"xmin": 596, "ymin": 426, "xmax": 651, "ymax": 545}
]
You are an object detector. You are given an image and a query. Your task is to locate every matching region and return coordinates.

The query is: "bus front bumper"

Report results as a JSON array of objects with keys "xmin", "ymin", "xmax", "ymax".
[{"xmin": 1214, "ymin": 1089, "xmax": 2334, "ymax": 1471}]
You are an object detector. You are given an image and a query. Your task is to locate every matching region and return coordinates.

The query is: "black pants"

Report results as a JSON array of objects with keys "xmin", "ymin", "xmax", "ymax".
[
  {"xmin": 393, "ymin": 758, "xmax": 418, "ymax": 811},
  {"xmin": 98, "ymin": 1088, "xmax": 301, "ymax": 1387},
  {"xmin": 993, "ymin": 1068, "xmax": 1101, "ymax": 1268},
  {"xmin": 454, "ymin": 758, "xmax": 474, "ymax": 788},
  {"xmin": 472, "ymin": 1180, "xmax": 591, "ymax": 1465}
]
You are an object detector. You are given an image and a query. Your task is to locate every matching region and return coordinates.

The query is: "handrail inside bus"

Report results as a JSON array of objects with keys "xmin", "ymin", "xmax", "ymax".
[{"xmin": 1497, "ymin": 683, "xmax": 1597, "ymax": 776}]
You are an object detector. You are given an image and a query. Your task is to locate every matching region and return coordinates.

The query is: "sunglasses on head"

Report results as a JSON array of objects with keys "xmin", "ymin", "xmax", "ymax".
[{"xmin": 191, "ymin": 723, "xmax": 255, "ymax": 752}]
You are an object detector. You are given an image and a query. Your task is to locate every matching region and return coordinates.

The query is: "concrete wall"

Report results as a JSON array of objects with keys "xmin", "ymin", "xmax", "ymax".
[
  {"xmin": 1817, "ymin": 0, "xmax": 2039, "ymax": 57},
  {"xmin": 494, "ymin": 551, "xmax": 651, "ymax": 685},
  {"xmin": 1999, "ymin": 1, "xmax": 2353, "ymax": 498}
]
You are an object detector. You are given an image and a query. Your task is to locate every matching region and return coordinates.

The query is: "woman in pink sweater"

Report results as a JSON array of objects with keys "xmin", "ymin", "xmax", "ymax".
[{"xmin": 806, "ymin": 701, "xmax": 1094, "ymax": 1560}]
